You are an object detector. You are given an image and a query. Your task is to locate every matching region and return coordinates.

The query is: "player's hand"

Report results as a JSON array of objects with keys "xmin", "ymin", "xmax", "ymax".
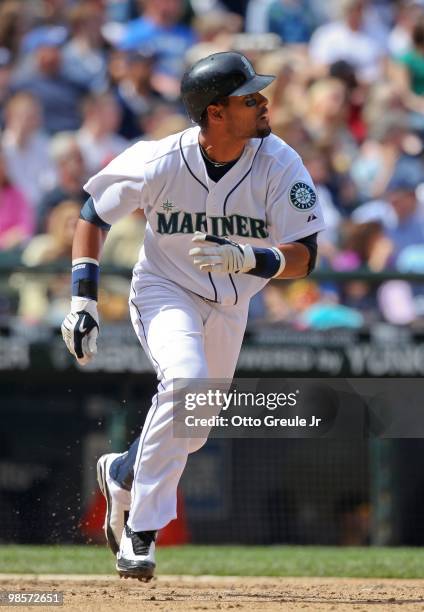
[
  {"xmin": 61, "ymin": 297, "xmax": 99, "ymax": 366},
  {"xmin": 189, "ymin": 232, "xmax": 256, "ymax": 274}
]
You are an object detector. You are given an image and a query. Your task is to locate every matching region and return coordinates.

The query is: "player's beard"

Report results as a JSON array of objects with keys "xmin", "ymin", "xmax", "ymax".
[
  {"xmin": 235, "ymin": 117, "xmax": 271, "ymax": 139},
  {"xmin": 256, "ymin": 125, "xmax": 272, "ymax": 138},
  {"xmin": 254, "ymin": 112, "xmax": 272, "ymax": 138}
]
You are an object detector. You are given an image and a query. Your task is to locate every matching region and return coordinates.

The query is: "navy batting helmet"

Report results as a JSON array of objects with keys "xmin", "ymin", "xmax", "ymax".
[{"xmin": 181, "ymin": 51, "xmax": 275, "ymax": 124}]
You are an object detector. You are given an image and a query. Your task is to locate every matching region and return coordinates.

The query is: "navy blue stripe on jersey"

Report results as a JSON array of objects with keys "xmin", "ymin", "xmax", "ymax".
[
  {"xmin": 80, "ymin": 196, "xmax": 112, "ymax": 231},
  {"xmin": 222, "ymin": 138, "xmax": 264, "ymax": 305},
  {"xmin": 180, "ymin": 132, "xmax": 223, "ymax": 302},
  {"xmin": 208, "ymin": 272, "xmax": 218, "ymax": 302},
  {"xmin": 179, "ymin": 132, "xmax": 209, "ymax": 193},
  {"xmin": 130, "ymin": 282, "xmax": 166, "ymax": 391},
  {"xmin": 229, "ymin": 274, "xmax": 238, "ymax": 306},
  {"xmin": 223, "ymin": 138, "xmax": 264, "ymax": 217},
  {"xmin": 132, "ymin": 392, "xmax": 159, "ymax": 502}
]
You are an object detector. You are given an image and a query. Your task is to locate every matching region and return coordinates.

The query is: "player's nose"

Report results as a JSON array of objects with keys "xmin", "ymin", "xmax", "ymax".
[
  {"xmin": 256, "ymin": 93, "xmax": 268, "ymax": 115},
  {"xmin": 257, "ymin": 92, "xmax": 268, "ymax": 105}
]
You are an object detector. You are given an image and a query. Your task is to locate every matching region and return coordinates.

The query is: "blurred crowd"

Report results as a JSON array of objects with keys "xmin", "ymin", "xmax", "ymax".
[{"xmin": 1, "ymin": 0, "xmax": 424, "ymax": 329}]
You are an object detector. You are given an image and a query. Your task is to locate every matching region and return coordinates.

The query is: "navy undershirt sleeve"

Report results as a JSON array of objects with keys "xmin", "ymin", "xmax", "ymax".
[
  {"xmin": 295, "ymin": 233, "xmax": 318, "ymax": 274},
  {"xmin": 80, "ymin": 197, "xmax": 112, "ymax": 231}
]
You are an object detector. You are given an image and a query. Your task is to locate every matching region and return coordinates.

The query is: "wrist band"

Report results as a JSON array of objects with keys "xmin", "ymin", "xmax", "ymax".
[
  {"xmin": 247, "ymin": 247, "xmax": 285, "ymax": 279},
  {"xmin": 72, "ymin": 257, "xmax": 99, "ymax": 301}
]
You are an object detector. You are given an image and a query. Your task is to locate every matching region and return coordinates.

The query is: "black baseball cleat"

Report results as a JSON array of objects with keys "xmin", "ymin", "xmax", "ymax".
[
  {"xmin": 97, "ymin": 453, "xmax": 131, "ymax": 555},
  {"xmin": 116, "ymin": 524, "xmax": 157, "ymax": 582}
]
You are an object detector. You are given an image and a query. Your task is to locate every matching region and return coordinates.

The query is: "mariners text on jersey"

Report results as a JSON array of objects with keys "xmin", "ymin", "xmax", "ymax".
[{"xmin": 157, "ymin": 211, "xmax": 268, "ymax": 238}]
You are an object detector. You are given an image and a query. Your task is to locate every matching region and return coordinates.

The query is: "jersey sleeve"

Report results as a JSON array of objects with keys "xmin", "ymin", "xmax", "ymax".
[
  {"xmin": 267, "ymin": 155, "xmax": 326, "ymax": 244},
  {"xmin": 83, "ymin": 141, "xmax": 150, "ymax": 226}
]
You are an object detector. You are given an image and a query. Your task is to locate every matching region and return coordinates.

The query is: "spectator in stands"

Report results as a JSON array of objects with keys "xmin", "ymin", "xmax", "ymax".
[
  {"xmin": 308, "ymin": 0, "xmax": 385, "ymax": 83},
  {"xmin": 13, "ymin": 26, "xmax": 88, "ymax": 133},
  {"xmin": 330, "ymin": 220, "xmax": 391, "ymax": 324},
  {"xmin": 300, "ymin": 145, "xmax": 342, "ymax": 257},
  {"xmin": 362, "ymin": 81, "xmax": 406, "ymax": 130},
  {"xmin": 145, "ymin": 110, "xmax": 189, "ymax": 140},
  {"xmin": 356, "ymin": 0, "xmax": 394, "ymax": 51},
  {"xmin": 333, "ymin": 220, "xmax": 393, "ymax": 273},
  {"xmin": 245, "ymin": 0, "xmax": 277, "ymax": 33},
  {"xmin": 37, "ymin": 132, "xmax": 87, "ymax": 231},
  {"xmin": 134, "ymin": 98, "xmax": 184, "ymax": 134},
  {"xmin": 20, "ymin": 199, "xmax": 81, "ymax": 324},
  {"xmin": 191, "ymin": 9, "xmax": 242, "ymax": 44},
  {"xmin": 76, "ymin": 92, "xmax": 128, "ymax": 175},
  {"xmin": 22, "ymin": 199, "xmax": 80, "ymax": 266},
  {"xmin": 299, "ymin": 299, "xmax": 365, "ymax": 329},
  {"xmin": 113, "ymin": 49, "xmax": 165, "ymax": 140},
  {"xmin": 1, "ymin": 92, "xmax": 56, "ymax": 209},
  {"xmin": 254, "ymin": 49, "xmax": 314, "ymax": 123},
  {"xmin": 263, "ymin": 276, "xmax": 365, "ymax": 329},
  {"xmin": 302, "ymin": 77, "xmax": 357, "ymax": 159},
  {"xmin": 0, "ymin": 0, "xmax": 26, "ymax": 60},
  {"xmin": 185, "ymin": 10, "xmax": 242, "ymax": 66},
  {"xmin": 0, "ymin": 48, "xmax": 13, "ymax": 128},
  {"xmin": 270, "ymin": 109, "xmax": 310, "ymax": 151},
  {"xmin": 269, "ymin": 284, "xmax": 318, "ymax": 328},
  {"xmin": 246, "ymin": 0, "xmax": 327, "ymax": 34},
  {"xmin": 102, "ymin": 210, "xmax": 147, "ymax": 268},
  {"xmin": 107, "ymin": 49, "xmax": 131, "ymax": 88},
  {"xmin": 328, "ymin": 60, "xmax": 367, "ymax": 144},
  {"xmin": 104, "ymin": 0, "xmax": 135, "ymax": 23},
  {"xmin": 388, "ymin": 0, "xmax": 424, "ymax": 58},
  {"xmin": 220, "ymin": 0, "xmax": 247, "ymax": 15},
  {"xmin": 391, "ymin": 17, "xmax": 424, "ymax": 117},
  {"xmin": 119, "ymin": 0, "xmax": 197, "ymax": 98},
  {"xmin": 0, "ymin": 150, "xmax": 34, "ymax": 251},
  {"xmin": 385, "ymin": 176, "xmax": 424, "ymax": 259},
  {"xmin": 61, "ymin": 2, "xmax": 108, "ymax": 93},
  {"xmin": 190, "ymin": 0, "xmax": 244, "ymax": 16},
  {"xmin": 266, "ymin": 0, "xmax": 317, "ymax": 45},
  {"xmin": 351, "ymin": 198, "xmax": 397, "ymax": 230},
  {"xmin": 33, "ymin": 0, "xmax": 70, "ymax": 27},
  {"xmin": 350, "ymin": 111, "xmax": 410, "ymax": 201}
]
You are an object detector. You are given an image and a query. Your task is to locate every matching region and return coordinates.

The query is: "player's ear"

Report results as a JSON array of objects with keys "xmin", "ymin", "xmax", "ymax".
[{"xmin": 207, "ymin": 104, "xmax": 223, "ymax": 122}]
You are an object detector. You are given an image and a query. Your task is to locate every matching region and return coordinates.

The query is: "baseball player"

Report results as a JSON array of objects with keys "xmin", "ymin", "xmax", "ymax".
[{"xmin": 61, "ymin": 51, "xmax": 325, "ymax": 581}]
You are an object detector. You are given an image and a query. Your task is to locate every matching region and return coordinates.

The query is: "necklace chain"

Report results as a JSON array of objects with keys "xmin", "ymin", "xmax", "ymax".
[{"xmin": 199, "ymin": 144, "xmax": 237, "ymax": 167}]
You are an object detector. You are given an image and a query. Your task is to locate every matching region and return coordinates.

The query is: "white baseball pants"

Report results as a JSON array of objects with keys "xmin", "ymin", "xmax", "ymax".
[{"xmin": 127, "ymin": 273, "xmax": 249, "ymax": 531}]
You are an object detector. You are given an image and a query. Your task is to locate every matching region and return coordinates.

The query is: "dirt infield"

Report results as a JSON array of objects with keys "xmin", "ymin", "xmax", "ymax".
[{"xmin": 0, "ymin": 575, "xmax": 423, "ymax": 611}]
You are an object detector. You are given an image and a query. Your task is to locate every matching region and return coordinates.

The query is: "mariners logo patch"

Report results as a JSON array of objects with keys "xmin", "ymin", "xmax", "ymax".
[
  {"xmin": 289, "ymin": 182, "xmax": 317, "ymax": 211},
  {"xmin": 162, "ymin": 199, "xmax": 174, "ymax": 212}
]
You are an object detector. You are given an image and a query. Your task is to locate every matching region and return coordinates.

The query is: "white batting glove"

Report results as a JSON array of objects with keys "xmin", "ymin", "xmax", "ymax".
[
  {"xmin": 189, "ymin": 232, "xmax": 257, "ymax": 274},
  {"xmin": 61, "ymin": 297, "xmax": 99, "ymax": 366}
]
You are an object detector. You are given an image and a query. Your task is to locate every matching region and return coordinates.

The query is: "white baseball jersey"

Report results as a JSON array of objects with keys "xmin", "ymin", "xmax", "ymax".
[
  {"xmin": 84, "ymin": 126, "xmax": 325, "ymax": 305},
  {"xmin": 84, "ymin": 126, "xmax": 326, "ymax": 533}
]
